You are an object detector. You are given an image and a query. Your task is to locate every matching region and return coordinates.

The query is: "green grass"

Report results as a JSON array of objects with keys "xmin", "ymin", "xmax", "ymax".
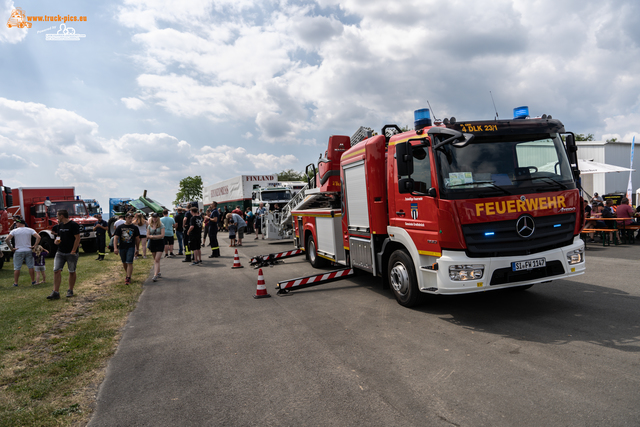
[{"xmin": 0, "ymin": 250, "xmax": 152, "ymax": 426}]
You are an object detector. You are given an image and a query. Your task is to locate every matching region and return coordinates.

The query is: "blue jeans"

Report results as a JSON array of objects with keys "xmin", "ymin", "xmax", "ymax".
[{"xmin": 176, "ymin": 231, "xmax": 184, "ymax": 254}]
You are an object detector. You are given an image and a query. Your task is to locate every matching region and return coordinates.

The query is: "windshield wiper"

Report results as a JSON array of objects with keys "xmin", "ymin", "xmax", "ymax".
[
  {"xmin": 515, "ymin": 176, "xmax": 568, "ymax": 190},
  {"xmin": 447, "ymin": 181, "xmax": 511, "ymax": 195}
]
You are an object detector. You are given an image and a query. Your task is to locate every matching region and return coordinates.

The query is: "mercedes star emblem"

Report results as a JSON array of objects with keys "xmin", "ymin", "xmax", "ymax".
[{"xmin": 516, "ymin": 215, "xmax": 535, "ymax": 238}]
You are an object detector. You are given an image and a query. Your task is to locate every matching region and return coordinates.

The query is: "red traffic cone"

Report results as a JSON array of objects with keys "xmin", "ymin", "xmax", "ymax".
[
  {"xmin": 254, "ymin": 268, "xmax": 271, "ymax": 299},
  {"xmin": 231, "ymin": 249, "xmax": 243, "ymax": 269}
]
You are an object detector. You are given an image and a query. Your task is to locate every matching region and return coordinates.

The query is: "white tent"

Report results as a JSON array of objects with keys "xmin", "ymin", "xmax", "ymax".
[{"xmin": 577, "ymin": 159, "xmax": 634, "ymax": 175}]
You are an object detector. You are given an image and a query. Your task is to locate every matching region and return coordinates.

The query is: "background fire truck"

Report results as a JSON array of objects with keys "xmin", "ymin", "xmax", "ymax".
[
  {"xmin": 285, "ymin": 107, "xmax": 585, "ymax": 307},
  {"xmin": 1, "ymin": 186, "xmax": 98, "ymax": 263}
]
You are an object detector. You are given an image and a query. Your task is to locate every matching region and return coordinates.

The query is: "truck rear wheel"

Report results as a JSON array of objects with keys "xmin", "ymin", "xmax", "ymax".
[
  {"xmin": 40, "ymin": 234, "xmax": 57, "ymax": 258},
  {"xmin": 307, "ymin": 234, "xmax": 328, "ymax": 268},
  {"xmin": 388, "ymin": 249, "xmax": 423, "ymax": 307}
]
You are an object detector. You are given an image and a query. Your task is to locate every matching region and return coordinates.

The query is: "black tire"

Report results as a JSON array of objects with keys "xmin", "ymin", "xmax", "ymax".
[
  {"xmin": 82, "ymin": 240, "xmax": 98, "ymax": 253},
  {"xmin": 307, "ymin": 234, "xmax": 328, "ymax": 268},
  {"xmin": 40, "ymin": 234, "xmax": 58, "ymax": 258},
  {"xmin": 388, "ymin": 249, "xmax": 423, "ymax": 307},
  {"xmin": 108, "ymin": 217, "xmax": 118, "ymax": 238}
]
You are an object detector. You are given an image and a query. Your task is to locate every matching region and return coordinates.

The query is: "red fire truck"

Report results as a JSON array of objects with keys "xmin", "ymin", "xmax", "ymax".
[
  {"xmin": 285, "ymin": 107, "xmax": 585, "ymax": 307},
  {"xmin": 2, "ymin": 186, "xmax": 98, "ymax": 260}
]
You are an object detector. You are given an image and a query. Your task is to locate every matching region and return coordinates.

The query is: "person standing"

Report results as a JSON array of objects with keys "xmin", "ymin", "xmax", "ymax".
[
  {"xmin": 174, "ymin": 207, "xmax": 185, "ymax": 255},
  {"xmin": 208, "ymin": 202, "xmax": 220, "ymax": 258},
  {"xmin": 113, "ymin": 213, "xmax": 141, "ymax": 286},
  {"xmin": 93, "ymin": 213, "xmax": 108, "ymax": 261},
  {"xmin": 182, "ymin": 204, "xmax": 194, "ymax": 263},
  {"xmin": 8, "ymin": 218, "xmax": 40, "ymax": 287},
  {"xmin": 245, "ymin": 207, "xmax": 254, "ymax": 234},
  {"xmin": 187, "ymin": 206, "xmax": 203, "ymax": 265},
  {"xmin": 160, "ymin": 209, "xmax": 176, "ymax": 257},
  {"xmin": 254, "ymin": 202, "xmax": 266, "ymax": 240},
  {"xmin": 133, "ymin": 213, "xmax": 148, "ymax": 259},
  {"xmin": 147, "ymin": 213, "xmax": 165, "ymax": 281},
  {"xmin": 227, "ymin": 212, "xmax": 247, "ymax": 246},
  {"xmin": 47, "ymin": 209, "xmax": 80, "ymax": 299}
]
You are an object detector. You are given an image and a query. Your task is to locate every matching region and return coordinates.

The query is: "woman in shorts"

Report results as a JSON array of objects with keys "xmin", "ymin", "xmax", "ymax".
[{"xmin": 147, "ymin": 213, "xmax": 165, "ymax": 281}]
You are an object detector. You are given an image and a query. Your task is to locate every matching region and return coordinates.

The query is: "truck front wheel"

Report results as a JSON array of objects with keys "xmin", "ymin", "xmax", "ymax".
[
  {"xmin": 307, "ymin": 234, "xmax": 328, "ymax": 268},
  {"xmin": 388, "ymin": 249, "xmax": 423, "ymax": 307}
]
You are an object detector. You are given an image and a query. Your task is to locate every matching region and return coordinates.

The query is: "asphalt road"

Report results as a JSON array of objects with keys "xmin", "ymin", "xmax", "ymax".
[{"xmin": 89, "ymin": 239, "xmax": 640, "ymax": 426}]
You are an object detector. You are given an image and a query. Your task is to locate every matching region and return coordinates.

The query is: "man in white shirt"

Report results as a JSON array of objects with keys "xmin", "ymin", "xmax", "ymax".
[{"xmin": 8, "ymin": 218, "xmax": 41, "ymax": 287}]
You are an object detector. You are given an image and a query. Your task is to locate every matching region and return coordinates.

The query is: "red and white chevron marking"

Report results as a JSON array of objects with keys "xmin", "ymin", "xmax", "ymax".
[
  {"xmin": 274, "ymin": 249, "xmax": 303, "ymax": 259},
  {"xmin": 278, "ymin": 268, "xmax": 354, "ymax": 290}
]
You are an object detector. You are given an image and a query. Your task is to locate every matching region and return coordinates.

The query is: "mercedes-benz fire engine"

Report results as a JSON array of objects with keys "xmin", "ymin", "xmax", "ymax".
[{"xmin": 287, "ymin": 107, "xmax": 585, "ymax": 307}]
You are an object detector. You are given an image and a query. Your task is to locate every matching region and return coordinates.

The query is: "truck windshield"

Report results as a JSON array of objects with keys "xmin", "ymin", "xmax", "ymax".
[
  {"xmin": 261, "ymin": 190, "xmax": 292, "ymax": 201},
  {"xmin": 434, "ymin": 134, "xmax": 575, "ymax": 199},
  {"xmin": 48, "ymin": 201, "xmax": 88, "ymax": 217}
]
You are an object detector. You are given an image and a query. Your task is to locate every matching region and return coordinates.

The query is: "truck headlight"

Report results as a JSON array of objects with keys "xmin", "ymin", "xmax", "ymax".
[
  {"xmin": 567, "ymin": 248, "xmax": 584, "ymax": 265},
  {"xmin": 449, "ymin": 265, "xmax": 485, "ymax": 281}
]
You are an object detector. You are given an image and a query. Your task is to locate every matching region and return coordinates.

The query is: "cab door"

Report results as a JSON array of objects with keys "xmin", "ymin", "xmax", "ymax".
[{"xmin": 390, "ymin": 141, "xmax": 441, "ymax": 257}]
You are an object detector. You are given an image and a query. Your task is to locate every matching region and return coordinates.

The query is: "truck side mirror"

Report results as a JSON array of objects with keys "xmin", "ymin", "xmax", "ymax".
[
  {"xmin": 252, "ymin": 192, "xmax": 256, "ymax": 200},
  {"xmin": 398, "ymin": 178, "xmax": 414, "ymax": 194},
  {"xmin": 427, "ymin": 187, "xmax": 437, "ymax": 198},
  {"xmin": 5, "ymin": 187, "xmax": 12, "ymax": 207},
  {"xmin": 564, "ymin": 133, "xmax": 580, "ymax": 179},
  {"xmin": 396, "ymin": 141, "xmax": 414, "ymax": 176}
]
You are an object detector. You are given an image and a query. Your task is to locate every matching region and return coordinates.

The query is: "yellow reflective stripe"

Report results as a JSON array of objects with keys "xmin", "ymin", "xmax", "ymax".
[
  {"xmin": 418, "ymin": 250, "xmax": 441, "ymax": 257},
  {"xmin": 293, "ymin": 213, "xmax": 342, "ymax": 218},
  {"xmin": 341, "ymin": 148, "xmax": 365, "ymax": 160}
]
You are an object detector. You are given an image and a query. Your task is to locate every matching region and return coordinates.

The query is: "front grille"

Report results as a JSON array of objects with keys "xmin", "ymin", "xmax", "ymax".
[
  {"xmin": 462, "ymin": 214, "xmax": 576, "ymax": 258},
  {"xmin": 490, "ymin": 260, "xmax": 565, "ymax": 286}
]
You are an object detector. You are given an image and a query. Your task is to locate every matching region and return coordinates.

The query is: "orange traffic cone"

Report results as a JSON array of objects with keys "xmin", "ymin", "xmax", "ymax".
[
  {"xmin": 254, "ymin": 268, "xmax": 271, "ymax": 299},
  {"xmin": 231, "ymin": 249, "xmax": 243, "ymax": 269}
]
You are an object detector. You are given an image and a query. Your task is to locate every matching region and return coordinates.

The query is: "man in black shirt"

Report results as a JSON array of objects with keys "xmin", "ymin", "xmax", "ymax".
[
  {"xmin": 174, "ymin": 207, "xmax": 185, "ymax": 255},
  {"xmin": 48, "ymin": 209, "xmax": 81, "ymax": 300},
  {"xmin": 182, "ymin": 204, "xmax": 193, "ymax": 263},
  {"xmin": 93, "ymin": 213, "xmax": 108, "ymax": 261},
  {"xmin": 114, "ymin": 213, "xmax": 141, "ymax": 285},
  {"xmin": 187, "ymin": 206, "xmax": 203, "ymax": 265}
]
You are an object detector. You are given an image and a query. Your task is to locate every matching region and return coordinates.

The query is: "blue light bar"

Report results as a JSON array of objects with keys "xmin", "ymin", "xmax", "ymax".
[
  {"xmin": 414, "ymin": 108, "xmax": 432, "ymax": 130},
  {"xmin": 554, "ymin": 224, "xmax": 561, "ymax": 228},
  {"xmin": 485, "ymin": 232, "xmax": 495, "ymax": 236},
  {"xmin": 513, "ymin": 106, "xmax": 529, "ymax": 119}
]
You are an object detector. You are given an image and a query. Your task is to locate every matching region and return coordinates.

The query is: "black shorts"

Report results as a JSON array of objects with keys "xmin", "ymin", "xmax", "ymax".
[
  {"xmin": 189, "ymin": 237, "xmax": 201, "ymax": 251},
  {"xmin": 149, "ymin": 239, "xmax": 164, "ymax": 253},
  {"xmin": 164, "ymin": 236, "xmax": 174, "ymax": 245}
]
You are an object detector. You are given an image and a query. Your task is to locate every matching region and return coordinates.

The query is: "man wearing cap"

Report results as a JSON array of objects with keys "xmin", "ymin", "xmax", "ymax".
[
  {"xmin": 174, "ymin": 207, "xmax": 185, "ymax": 255},
  {"xmin": 113, "ymin": 213, "xmax": 140, "ymax": 285},
  {"xmin": 48, "ymin": 209, "xmax": 81, "ymax": 299},
  {"xmin": 93, "ymin": 213, "xmax": 108, "ymax": 261},
  {"xmin": 8, "ymin": 217, "xmax": 40, "ymax": 287}
]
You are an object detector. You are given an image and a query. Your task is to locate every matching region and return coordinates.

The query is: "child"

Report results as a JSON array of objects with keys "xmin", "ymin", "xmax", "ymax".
[
  {"xmin": 228, "ymin": 223, "xmax": 237, "ymax": 247},
  {"xmin": 33, "ymin": 245, "xmax": 49, "ymax": 285}
]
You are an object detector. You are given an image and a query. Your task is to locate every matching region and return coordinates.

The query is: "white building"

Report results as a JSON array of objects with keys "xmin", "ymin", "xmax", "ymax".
[{"xmin": 576, "ymin": 140, "xmax": 638, "ymax": 203}]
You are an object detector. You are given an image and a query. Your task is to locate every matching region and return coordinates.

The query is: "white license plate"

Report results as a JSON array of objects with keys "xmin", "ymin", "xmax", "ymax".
[{"xmin": 512, "ymin": 258, "xmax": 546, "ymax": 271}]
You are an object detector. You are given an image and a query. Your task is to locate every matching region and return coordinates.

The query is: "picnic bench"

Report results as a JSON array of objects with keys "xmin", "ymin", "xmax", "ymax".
[{"xmin": 581, "ymin": 217, "xmax": 640, "ymax": 247}]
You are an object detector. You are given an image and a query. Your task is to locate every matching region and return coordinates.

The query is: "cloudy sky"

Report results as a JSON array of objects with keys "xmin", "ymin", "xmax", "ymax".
[{"xmin": 1, "ymin": 0, "xmax": 639, "ymax": 210}]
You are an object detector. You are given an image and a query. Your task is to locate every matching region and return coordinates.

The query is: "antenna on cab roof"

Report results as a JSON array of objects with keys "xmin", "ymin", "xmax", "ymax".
[
  {"xmin": 427, "ymin": 100, "xmax": 438, "ymax": 123},
  {"xmin": 490, "ymin": 91, "xmax": 499, "ymax": 120}
]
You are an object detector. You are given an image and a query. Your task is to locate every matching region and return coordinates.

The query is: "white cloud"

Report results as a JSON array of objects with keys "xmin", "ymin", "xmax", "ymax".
[
  {"xmin": 0, "ymin": 97, "xmax": 297, "ymax": 208},
  {"xmin": 121, "ymin": 97, "xmax": 146, "ymax": 110}
]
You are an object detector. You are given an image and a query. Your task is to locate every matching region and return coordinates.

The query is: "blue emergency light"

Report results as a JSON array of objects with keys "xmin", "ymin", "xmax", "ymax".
[
  {"xmin": 414, "ymin": 108, "xmax": 432, "ymax": 130},
  {"xmin": 513, "ymin": 106, "xmax": 529, "ymax": 119},
  {"xmin": 485, "ymin": 232, "xmax": 495, "ymax": 236}
]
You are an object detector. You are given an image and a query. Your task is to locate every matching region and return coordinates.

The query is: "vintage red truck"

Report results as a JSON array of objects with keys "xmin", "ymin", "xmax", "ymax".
[
  {"xmin": 1, "ymin": 184, "xmax": 98, "ymax": 260},
  {"xmin": 285, "ymin": 107, "xmax": 585, "ymax": 307}
]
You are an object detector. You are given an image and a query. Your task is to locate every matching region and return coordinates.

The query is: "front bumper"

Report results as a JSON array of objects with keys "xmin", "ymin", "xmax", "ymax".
[{"xmin": 421, "ymin": 236, "xmax": 585, "ymax": 295}]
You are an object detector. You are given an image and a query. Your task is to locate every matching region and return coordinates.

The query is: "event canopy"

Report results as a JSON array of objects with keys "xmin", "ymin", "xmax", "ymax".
[{"xmin": 577, "ymin": 159, "xmax": 634, "ymax": 175}]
